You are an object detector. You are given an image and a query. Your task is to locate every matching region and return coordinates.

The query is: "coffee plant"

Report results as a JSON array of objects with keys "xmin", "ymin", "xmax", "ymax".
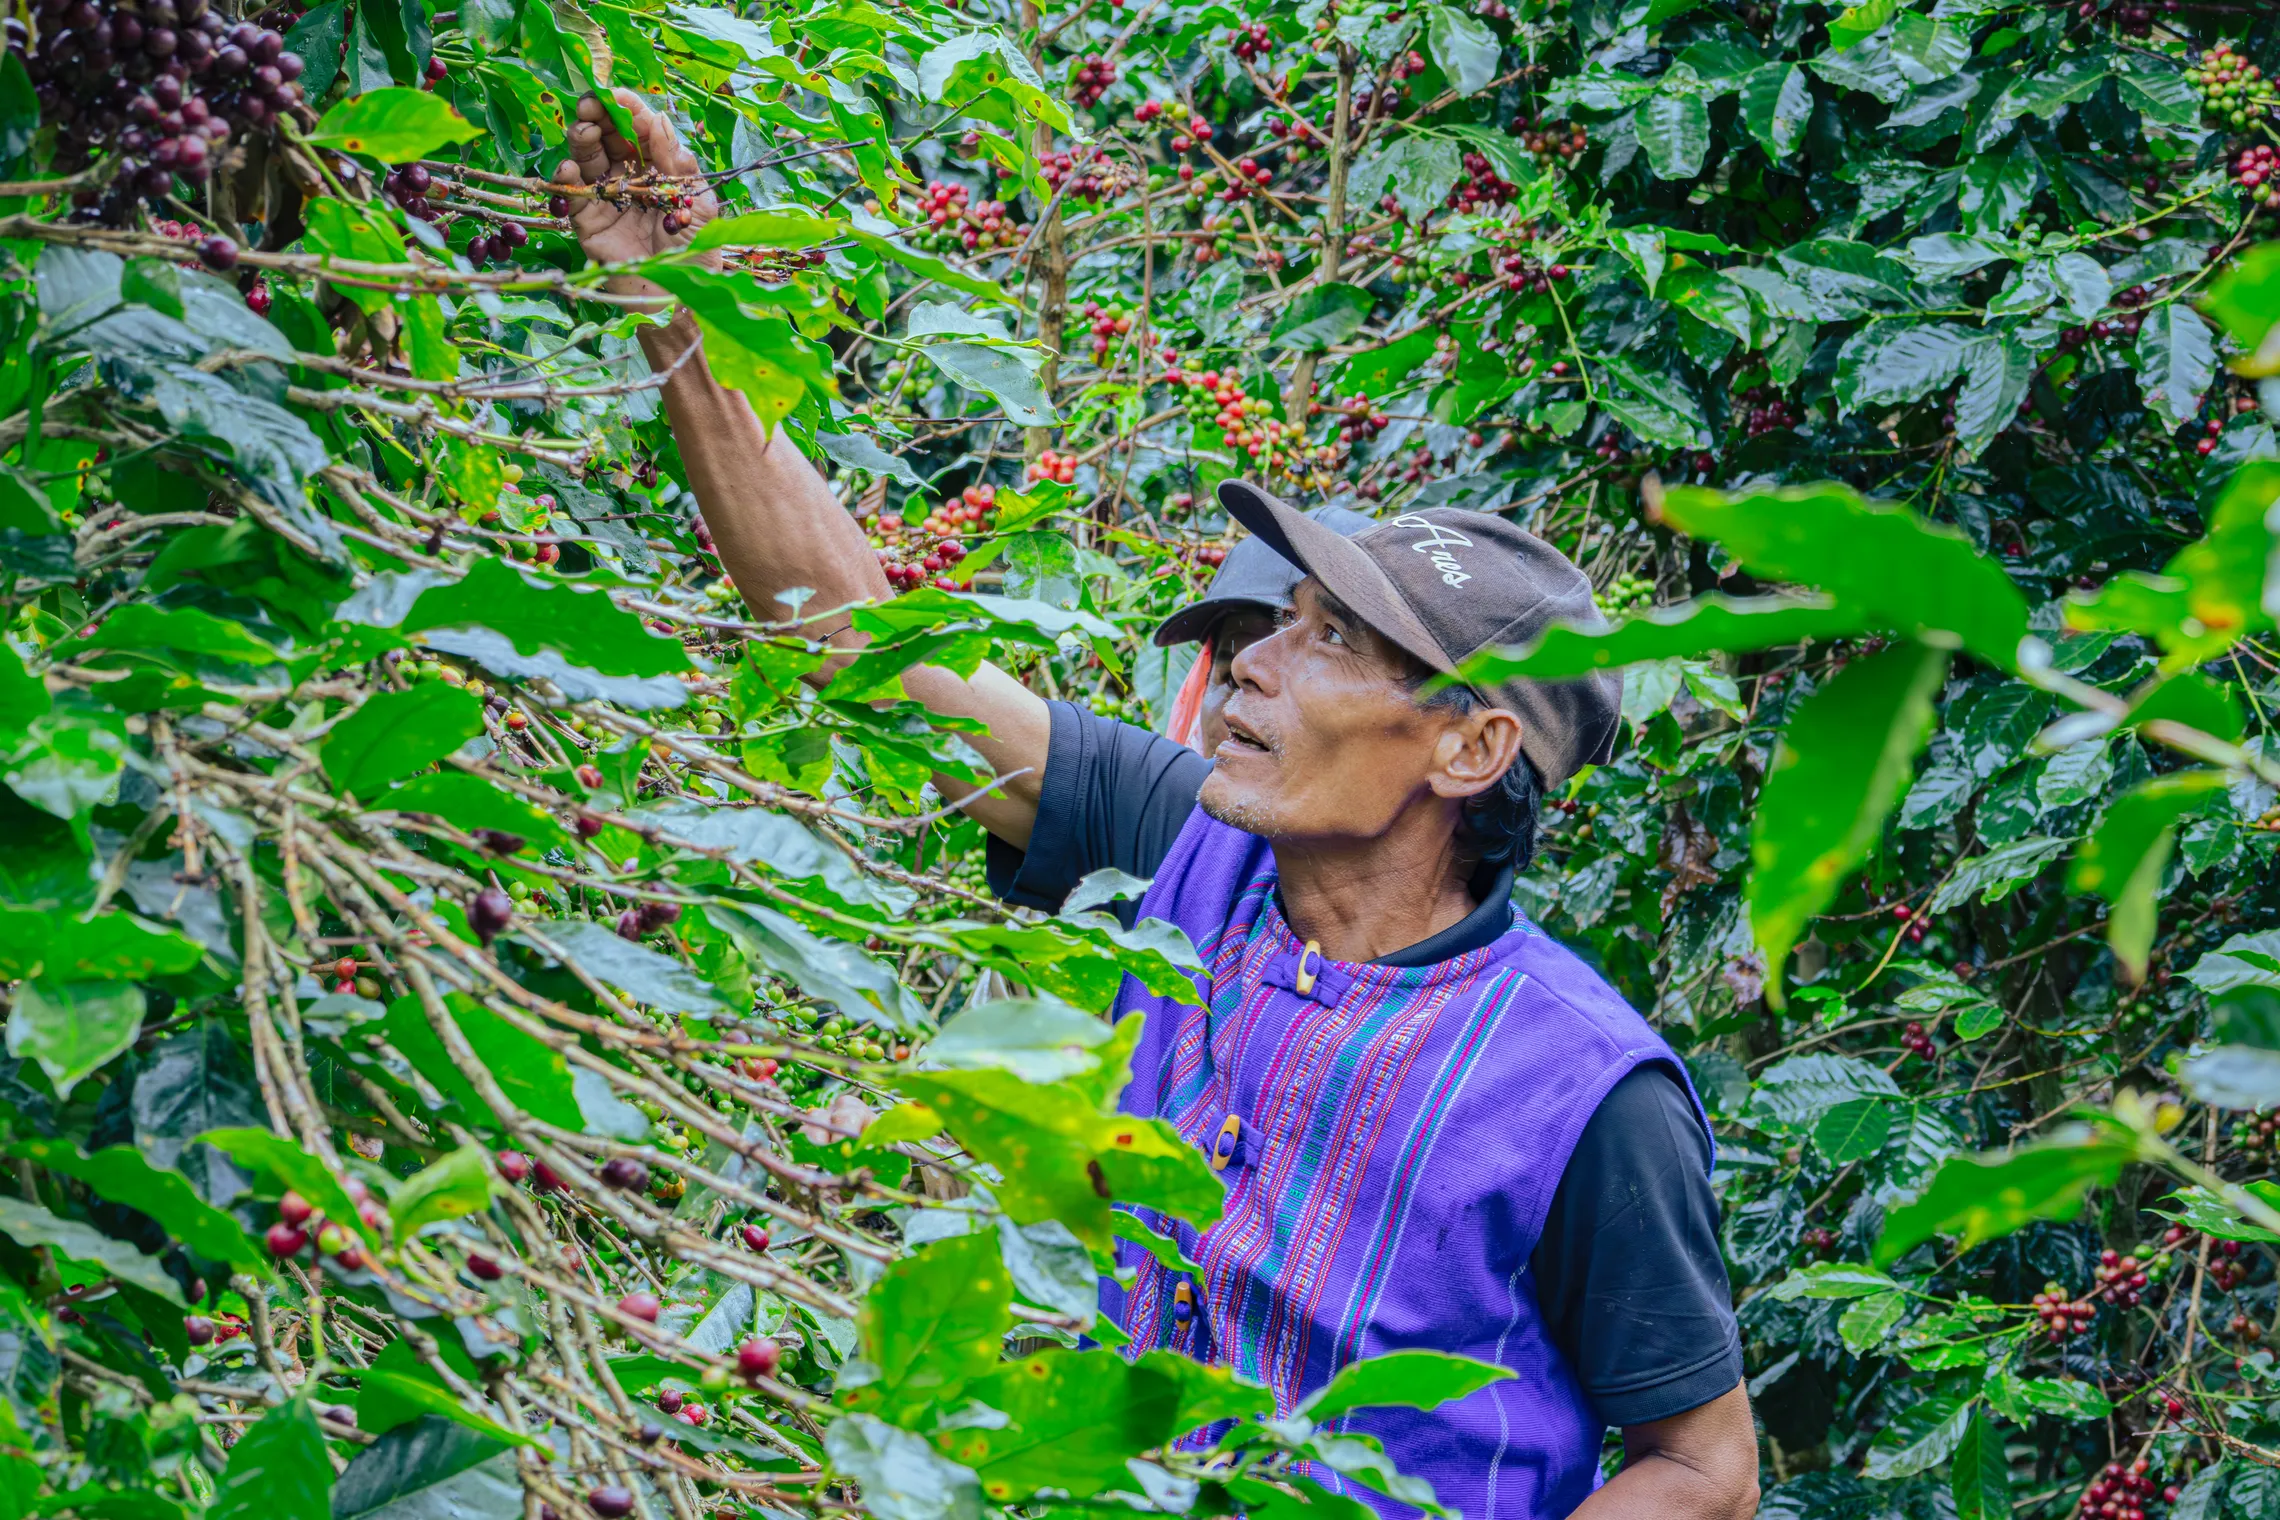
[{"xmin": 4, "ymin": 0, "xmax": 2280, "ymax": 1512}]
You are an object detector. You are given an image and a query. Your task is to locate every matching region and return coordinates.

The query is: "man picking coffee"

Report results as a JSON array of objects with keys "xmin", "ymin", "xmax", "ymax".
[{"xmin": 557, "ymin": 91, "xmax": 1756, "ymax": 1520}]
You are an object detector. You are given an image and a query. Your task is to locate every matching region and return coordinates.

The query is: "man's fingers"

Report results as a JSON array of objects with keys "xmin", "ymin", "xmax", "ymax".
[
  {"xmin": 563, "ymin": 118, "xmax": 611, "ymax": 185},
  {"xmin": 620, "ymin": 87, "xmax": 702, "ymax": 177}
]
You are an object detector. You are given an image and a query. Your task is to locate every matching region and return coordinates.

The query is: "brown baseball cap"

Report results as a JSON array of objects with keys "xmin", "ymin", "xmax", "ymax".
[{"xmin": 1218, "ymin": 480, "xmax": 1622, "ymax": 789}]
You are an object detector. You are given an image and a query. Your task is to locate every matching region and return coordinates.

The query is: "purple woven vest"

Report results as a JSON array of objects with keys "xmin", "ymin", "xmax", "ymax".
[{"xmin": 1102, "ymin": 807, "xmax": 1709, "ymax": 1520}]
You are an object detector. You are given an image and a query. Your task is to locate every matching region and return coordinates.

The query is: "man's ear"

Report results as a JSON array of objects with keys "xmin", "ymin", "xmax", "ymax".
[{"xmin": 1430, "ymin": 706, "xmax": 1525, "ymax": 802}]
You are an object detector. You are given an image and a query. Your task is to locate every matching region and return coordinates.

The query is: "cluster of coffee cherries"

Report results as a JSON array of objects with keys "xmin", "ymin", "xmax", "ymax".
[
  {"xmin": 15, "ymin": 0, "xmax": 309, "ymax": 227},
  {"xmin": 1040, "ymin": 146, "xmax": 1132, "ymax": 203},
  {"xmin": 2094, "ymin": 1248, "xmax": 2150, "ymax": 1307},
  {"xmin": 1165, "ymin": 108, "xmax": 1215, "ymax": 154},
  {"xmin": 2058, "ymin": 307, "xmax": 2147, "ymax": 350},
  {"xmin": 1078, "ymin": 299, "xmax": 1135, "ymax": 363},
  {"xmin": 465, "ymin": 218, "xmax": 531, "ymax": 266},
  {"xmin": 1314, "ymin": 392, "xmax": 1391, "ymax": 445},
  {"xmin": 478, "ymin": 480, "xmax": 561, "ymax": 565},
  {"xmin": 1228, "ymin": 19, "xmax": 1272, "ymax": 60},
  {"xmin": 1601, "ymin": 572, "xmax": 1653, "ymax": 616},
  {"xmin": 2074, "ymin": 1458, "xmax": 2178, "ymax": 1520},
  {"xmin": 1897, "ymin": 1019, "xmax": 1938, "ymax": 1060},
  {"xmin": 1212, "ymin": 154, "xmax": 1276, "ymax": 204},
  {"xmin": 2233, "ymin": 143, "xmax": 2280, "ymax": 212},
  {"xmin": 1736, "ymin": 384, "xmax": 1802, "ymax": 437},
  {"xmin": 1027, "ymin": 448, "xmax": 1080, "ymax": 485},
  {"xmin": 382, "ymin": 161, "xmax": 443, "ymax": 220},
  {"xmin": 1069, "ymin": 52, "xmax": 1117, "ymax": 108},
  {"xmin": 1892, "ymin": 902, "xmax": 1929, "ymax": 945},
  {"xmin": 2230, "ymin": 1109, "xmax": 2280, "ymax": 1157},
  {"xmin": 1512, "ymin": 113, "xmax": 1590, "ymax": 166},
  {"xmin": 264, "ymin": 1184, "xmax": 387, "ymax": 1271},
  {"xmin": 2185, "ymin": 413, "xmax": 2228, "ymax": 458},
  {"xmin": 1493, "ymin": 248, "xmax": 1571, "ymax": 294},
  {"xmin": 2163, "ymin": 1222, "xmax": 2250, "ymax": 1290},
  {"xmin": 1262, "ymin": 114, "xmax": 1325, "ymax": 152},
  {"xmin": 915, "ymin": 179, "xmax": 1023, "ymax": 255},
  {"xmin": 868, "ymin": 515, "xmax": 973, "ymax": 594},
  {"xmin": 322, "ymin": 956, "xmax": 385, "ymax": 998},
  {"xmin": 1188, "ymin": 214, "xmax": 1239, "ymax": 265},
  {"xmin": 2194, "ymin": 41, "xmax": 2275, "ymax": 128},
  {"xmin": 1447, "ymin": 151, "xmax": 1522, "ymax": 214},
  {"xmin": 1798, "ymin": 1225, "xmax": 1839, "ymax": 1257},
  {"xmin": 2032, "ymin": 1281, "xmax": 2096, "ymax": 1339},
  {"xmin": 1187, "ymin": 368, "xmax": 1290, "ymax": 460}
]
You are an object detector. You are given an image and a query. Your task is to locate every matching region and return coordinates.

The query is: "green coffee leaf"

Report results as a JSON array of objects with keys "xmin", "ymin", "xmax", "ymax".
[
  {"xmin": 5, "ymin": 980, "xmax": 144, "ymax": 1098},
  {"xmin": 0, "ymin": 1195, "xmax": 183, "ymax": 1302},
  {"xmin": 209, "ymin": 1398, "xmax": 332, "ymax": 1520},
  {"xmin": 308, "ymin": 87, "xmax": 483, "ymax": 159},
  {"xmin": 2068, "ymin": 771, "xmax": 2229, "ymax": 978},
  {"xmin": 1749, "ymin": 641, "xmax": 1948, "ymax": 1005},
  {"xmin": 1875, "ymin": 1127, "xmax": 2137, "ymax": 1265},
  {"xmin": 389, "ymin": 1145, "xmax": 495, "ymax": 1239},
  {"xmin": 322, "ymin": 685, "xmax": 485, "ymax": 797},
  {"xmin": 1299, "ymin": 1350, "xmax": 1514, "ymax": 1423},
  {"xmin": 12, "ymin": 1141, "xmax": 265, "ymax": 1272},
  {"xmin": 845, "ymin": 1232, "xmax": 1010, "ymax": 1426},
  {"xmin": 1949, "ymin": 1411, "xmax": 2012, "ymax": 1520}
]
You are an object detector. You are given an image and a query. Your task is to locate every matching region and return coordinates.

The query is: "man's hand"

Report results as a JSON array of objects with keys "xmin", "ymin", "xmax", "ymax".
[
  {"xmin": 1574, "ymin": 1382, "xmax": 1759, "ymax": 1520},
  {"xmin": 546, "ymin": 89, "xmax": 1053, "ymax": 851},
  {"xmin": 552, "ymin": 90, "xmax": 720, "ymax": 287}
]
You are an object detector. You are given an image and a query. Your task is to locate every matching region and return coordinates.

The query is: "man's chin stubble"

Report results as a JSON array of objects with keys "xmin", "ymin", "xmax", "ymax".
[{"xmin": 1198, "ymin": 774, "xmax": 1280, "ymax": 838}]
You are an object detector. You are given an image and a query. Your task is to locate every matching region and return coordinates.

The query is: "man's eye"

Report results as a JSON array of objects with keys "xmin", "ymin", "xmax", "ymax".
[{"xmin": 1321, "ymin": 622, "xmax": 1346, "ymax": 646}]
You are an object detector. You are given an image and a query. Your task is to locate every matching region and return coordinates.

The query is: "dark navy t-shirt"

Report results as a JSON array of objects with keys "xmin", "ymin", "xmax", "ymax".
[{"xmin": 982, "ymin": 702, "xmax": 1743, "ymax": 1426}]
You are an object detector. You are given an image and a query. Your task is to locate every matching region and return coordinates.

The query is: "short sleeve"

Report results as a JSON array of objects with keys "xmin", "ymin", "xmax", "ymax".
[
  {"xmin": 1530, "ymin": 1064, "xmax": 1741, "ymax": 1428},
  {"xmin": 985, "ymin": 702, "xmax": 1213, "ymax": 925}
]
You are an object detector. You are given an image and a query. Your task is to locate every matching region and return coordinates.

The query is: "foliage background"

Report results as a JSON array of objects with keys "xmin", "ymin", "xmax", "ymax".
[{"xmin": 6, "ymin": 0, "xmax": 2280, "ymax": 1515}]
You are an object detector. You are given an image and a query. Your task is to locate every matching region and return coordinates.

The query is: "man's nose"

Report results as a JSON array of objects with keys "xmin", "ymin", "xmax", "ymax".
[{"xmin": 1227, "ymin": 624, "xmax": 1284, "ymax": 695}]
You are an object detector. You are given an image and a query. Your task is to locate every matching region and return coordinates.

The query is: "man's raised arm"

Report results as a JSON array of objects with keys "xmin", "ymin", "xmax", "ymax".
[{"xmin": 553, "ymin": 91, "xmax": 1050, "ymax": 849}]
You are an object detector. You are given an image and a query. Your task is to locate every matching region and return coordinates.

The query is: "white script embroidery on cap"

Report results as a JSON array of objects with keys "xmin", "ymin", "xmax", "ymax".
[{"xmin": 1392, "ymin": 514, "xmax": 1473, "ymax": 587}]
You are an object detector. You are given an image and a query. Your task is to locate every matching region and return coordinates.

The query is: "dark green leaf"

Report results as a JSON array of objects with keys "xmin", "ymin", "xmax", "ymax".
[
  {"xmin": 1813, "ymin": 1097, "xmax": 1893, "ymax": 1164},
  {"xmin": 1656, "ymin": 481, "xmax": 2029, "ymax": 669},
  {"xmin": 13, "ymin": 1141, "xmax": 263, "ymax": 1272},
  {"xmin": 845, "ymin": 1232, "xmax": 1010, "ymax": 1426},
  {"xmin": 321, "ymin": 685, "xmax": 485, "ymax": 798},
  {"xmin": 2134, "ymin": 305, "xmax": 2217, "ymax": 431},
  {"xmin": 826, "ymin": 1413, "xmax": 980, "ymax": 1520},
  {"xmin": 1636, "ymin": 90, "xmax": 1711, "ymax": 179},
  {"xmin": 333, "ymin": 1417, "xmax": 519, "ymax": 1520},
  {"xmin": 212, "ymin": 1398, "xmax": 331, "ymax": 1520},
  {"xmin": 1748, "ymin": 642, "xmax": 1948, "ymax": 1004},
  {"xmin": 5, "ymin": 981, "xmax": 143, "ymax": 1098},
  {"xmin": 1425, "ymin": 5, "xmax": 1499, "ymax": 96},
  {"xmin": 388, "ymin": 1146, "xmax": 495, "ymax": 1240},
  {"xmin": 0, "ymin": 1196, "xmax": 182, "ymax": 1303},
  {"xmin": 400, "ymin": 557, "xmax": 692, "ymax": 681},
  {"xmin": 2068, "ymin": 771, "xmax": 2228, "ymax": 978},
  {"xmin": 1875, "ymin": 1128, "xmax": 2136, "ymax": 1265},
  {"xmin": 1269, "ymin": 284, "xmax": 1376, "ymax": 353},
  {"xmin": 378, "ymin": 993, "xmax": 585, "ymax": 1135},
  {"xmin": 1949, "ymin": 1410, "xmax": 2012, "ymax": 1520}
]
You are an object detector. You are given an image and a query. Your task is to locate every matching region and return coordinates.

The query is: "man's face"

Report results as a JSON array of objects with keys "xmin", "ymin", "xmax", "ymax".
[
  {"xmin": 1198, "ymin": 607, "xmax": 1278, "ymax": 757},
  {"xmin": 1198, "ymin": 579, "xmax": 1462, "ymax": 844}
]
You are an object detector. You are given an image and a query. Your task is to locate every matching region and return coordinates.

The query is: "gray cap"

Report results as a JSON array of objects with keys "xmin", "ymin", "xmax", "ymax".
[
  {"xmin": 1151, "ymin": 502, "xmax": 1378, "ymax": 647},
  {"xmin": 1217, "ymin": 480, "xmax": 1622, "ymax": 789}
]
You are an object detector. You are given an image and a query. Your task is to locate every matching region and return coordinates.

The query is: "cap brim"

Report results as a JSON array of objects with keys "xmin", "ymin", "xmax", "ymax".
[
  {"xmin": 1217, "ymin": 481, "xmax": 1458, "ymax": 676},
  {"xmin": 1151, "ymin": 595, "xmax": 1279, "ymax": 648}
]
